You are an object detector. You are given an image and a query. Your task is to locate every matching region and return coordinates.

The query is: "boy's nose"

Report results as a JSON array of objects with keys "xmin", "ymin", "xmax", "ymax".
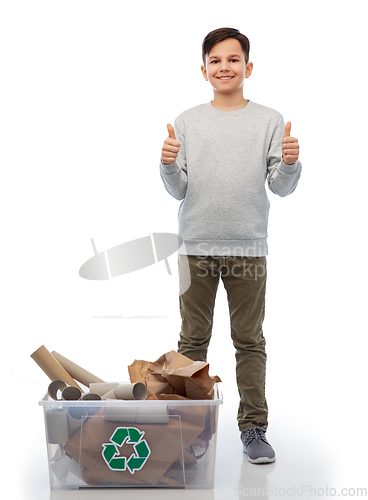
[{"xmin": 219, "ymin": 64, "xmax": 230, "ymax": 72}]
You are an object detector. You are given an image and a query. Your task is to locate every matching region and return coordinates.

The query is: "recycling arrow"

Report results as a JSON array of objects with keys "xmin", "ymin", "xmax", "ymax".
[{"xmin": 101, "ymin": 426, "xmax": 151, "ymax": 474}]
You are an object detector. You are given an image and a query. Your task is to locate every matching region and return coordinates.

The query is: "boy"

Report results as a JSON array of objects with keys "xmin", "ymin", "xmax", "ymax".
[{"xmin": 159, "ymin": 27, "xmax": 301, "ymax": 464}]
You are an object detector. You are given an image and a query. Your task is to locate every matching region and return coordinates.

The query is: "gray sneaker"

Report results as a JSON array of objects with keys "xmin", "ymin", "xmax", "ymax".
[{"xmin": 241, "ymin": 426, "xmax": 276, "ymax": 464}]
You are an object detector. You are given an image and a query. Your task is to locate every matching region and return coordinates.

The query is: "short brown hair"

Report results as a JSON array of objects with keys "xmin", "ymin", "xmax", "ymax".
[{"xmin": 202, "ymin": 27, "xmax": 250, "ymax": 65}]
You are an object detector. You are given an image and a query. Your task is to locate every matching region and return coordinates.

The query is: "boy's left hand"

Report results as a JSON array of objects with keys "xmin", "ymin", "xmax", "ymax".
[{"xmin": 282, "ymin": 122, "xmax": 300, "ymax": 165}]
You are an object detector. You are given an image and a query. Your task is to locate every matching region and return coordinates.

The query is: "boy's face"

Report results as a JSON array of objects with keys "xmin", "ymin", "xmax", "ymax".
[{"xmin": 201, "ymin": 38, "xmax": 253, "ymax": 95}]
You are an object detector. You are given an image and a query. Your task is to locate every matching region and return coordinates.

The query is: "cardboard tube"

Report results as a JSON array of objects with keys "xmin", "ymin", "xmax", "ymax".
[
  {"xmin": 115, "ymin": 383, "xmax": 148, "ymax": 400},
  {"xmin": 48, "ymin": 379, "xmax": 67, "ymax": 401},
  {"xmin": 62, "ymin": 386, "xmax": 82, "ymax": 401},
  {"xmin": 52, "ymin": 351, "xmax": 105, "ymax": 387},
  {"xmin": 67, "ymin": 407, "xmax": 88, "ymax": 437},
  {"xmin": 103, "ymin": 404, "xmax": 169, "ymax": 424},
  {"xmin": 45, "ymin": 409, "xmax": 70, "ymax": 444},
  {"xmin": 81, "ymin": 393, "xmax": 101, "ymax": 416},
  {"xmin": 136, "ymin": 405, "xmax": 169, "ymax": 424},
  {"xmin": 81, "ymin": 392, "xmax": 101, "ymax": 401},
  {"xmin": 48, "ymin": 379, "xmax": 82, "ymax": 401},
  {"xmin": 31, "ymin": 345, "xmax": 82, "ymax": 391},
  {"xmin": 89, "ymin": 382, "xmax": 119, "ymax": 396},
  {"xmin": 104, "ymin": 405, "xmax": 137, "ymax": 423},
  {"xmin": 101, "ymin": 383, "xmax": 148, "ymax": 400},
  {"xmin": 101, "ymin": 388, "xmax": 117, "ymax": 400}
]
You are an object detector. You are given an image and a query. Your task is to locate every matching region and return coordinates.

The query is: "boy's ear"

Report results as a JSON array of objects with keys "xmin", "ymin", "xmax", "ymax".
[
  {"xmin": 245, "ymin": 62, "xmax": 253, "ymax": 79},
  {"xmin": 201, "ymin": 65, "xmax": 208, "ymax": 81}
]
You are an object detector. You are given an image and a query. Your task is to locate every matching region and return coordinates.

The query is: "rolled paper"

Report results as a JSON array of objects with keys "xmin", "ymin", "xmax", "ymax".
[
  {"xmin": 67, "ymin": 407, "xmax": 88, "ymax": 437},
  {"xmin": 31, "ymin": 345, "xmax": 82, "ymax": 391},
  {"xmin": 51, "ymin": 351, "xmax": 105, "ymax": 387},
  {"xmin": 101, "ymin": 383, "xmax": 148, "ymax": 400},
  {"xmin": 45, "ymin": 409, "xmax": 69, "ymax": 444},
  {"xmin": 62, "ymin": 386, "xmax": 82, "ymax": 401},
  {"xmin": 89, "ymin": 382, "xmax": 119, "ymax": 396},
  {"xmin": 48, "ymin": 379, "xmax": 67, "ymax": 401}
]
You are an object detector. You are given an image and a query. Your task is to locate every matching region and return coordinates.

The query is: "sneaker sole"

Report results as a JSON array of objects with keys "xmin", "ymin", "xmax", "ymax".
[{"xmin": 243, "ymin": 445, "xmax": 275, "ymax": 464}]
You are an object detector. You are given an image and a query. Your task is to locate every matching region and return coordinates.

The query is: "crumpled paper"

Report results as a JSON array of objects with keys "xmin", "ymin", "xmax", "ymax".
[{"xmin": 128, "ymin": 350, "xmax": 221, "ymax": 400}]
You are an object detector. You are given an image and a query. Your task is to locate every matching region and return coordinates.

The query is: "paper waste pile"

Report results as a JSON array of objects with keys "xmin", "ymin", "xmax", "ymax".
[{"xmin": 32, "ymin": 345, "xmax": 222, "ymax": 487}]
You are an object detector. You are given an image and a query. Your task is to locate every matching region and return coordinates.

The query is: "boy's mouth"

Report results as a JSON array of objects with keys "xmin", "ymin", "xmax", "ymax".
[{"xmin": 216, "ymin": 76, "xmax": 234, "ymax": 80}]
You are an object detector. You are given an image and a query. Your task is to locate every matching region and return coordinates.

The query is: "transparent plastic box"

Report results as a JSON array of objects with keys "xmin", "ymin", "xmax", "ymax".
[{"xmin": 39, "ymin": 383, "xmax": 222, "ymax": 489}]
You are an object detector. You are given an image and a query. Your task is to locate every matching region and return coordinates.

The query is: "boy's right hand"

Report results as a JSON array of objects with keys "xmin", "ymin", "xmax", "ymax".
[{"xmin": 161, "ymin": 124, "xmax": 180, "ymax": 165}]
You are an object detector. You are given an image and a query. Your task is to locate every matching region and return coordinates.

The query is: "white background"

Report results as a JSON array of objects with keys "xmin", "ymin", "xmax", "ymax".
[{"xmin": 1, "ymin": 1, "xmax": 367, "ymax": 498}]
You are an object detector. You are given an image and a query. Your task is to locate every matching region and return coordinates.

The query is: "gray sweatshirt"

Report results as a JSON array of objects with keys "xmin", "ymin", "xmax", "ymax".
[{"xmin": 160, "ymin": 100, "xmax": 302, "ymax": 257}]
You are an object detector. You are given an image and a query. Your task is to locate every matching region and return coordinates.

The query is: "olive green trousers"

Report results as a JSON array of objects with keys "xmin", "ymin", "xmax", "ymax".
[{"xmin": 177, "ymin": 255, "xmax": 268, "ymax": 431}]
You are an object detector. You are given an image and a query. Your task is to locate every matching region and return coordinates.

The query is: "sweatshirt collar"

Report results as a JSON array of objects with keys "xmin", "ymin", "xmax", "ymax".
[{"xmin": 205, "ymin": 100, "xmax": 253, "ymax": 116}]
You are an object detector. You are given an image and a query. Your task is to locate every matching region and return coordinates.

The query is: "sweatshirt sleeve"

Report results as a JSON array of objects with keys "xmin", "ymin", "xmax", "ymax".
[
  {"xmin": 159, "ymin": 116, "xmax": 188, "ymax": 201},
  {"xmin": 267, "ymin": 117, "xmax": 302, "ymax": 197}
]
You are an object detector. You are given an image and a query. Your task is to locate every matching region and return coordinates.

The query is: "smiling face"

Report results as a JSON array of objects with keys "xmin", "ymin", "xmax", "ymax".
[{"xmin": 201, "ymin": 38, "xmax": 253, "ymax": 95}]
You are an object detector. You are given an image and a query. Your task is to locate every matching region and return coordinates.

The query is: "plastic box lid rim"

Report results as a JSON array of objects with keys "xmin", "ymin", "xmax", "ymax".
[{"xmin": 39, "ymin": 382, "xmax": 223, "ymax": 407}]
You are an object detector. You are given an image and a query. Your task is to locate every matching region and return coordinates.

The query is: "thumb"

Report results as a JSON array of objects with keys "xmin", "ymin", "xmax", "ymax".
[
  {"xmin": 167, "ymin": 123, "xmax": 176, "ymax": 140},
  {"xmin": 283, "ymin": 121, "xmax": 291, "ymax": 138}
]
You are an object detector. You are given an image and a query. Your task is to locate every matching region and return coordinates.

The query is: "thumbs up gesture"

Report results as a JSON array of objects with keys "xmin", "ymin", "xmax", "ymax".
[
  {"xmin": 161, "ymin": 124, "xmax": 181, "ymax": 165},
  {"xmin": 282, "ymin": 122, "xmax": 300, "ymax": 165}
]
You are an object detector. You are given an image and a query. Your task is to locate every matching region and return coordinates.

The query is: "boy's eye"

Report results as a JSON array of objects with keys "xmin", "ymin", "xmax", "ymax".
[{"xmin": 210, "ymin": 59, "xmax": 239, "ymax": 64}]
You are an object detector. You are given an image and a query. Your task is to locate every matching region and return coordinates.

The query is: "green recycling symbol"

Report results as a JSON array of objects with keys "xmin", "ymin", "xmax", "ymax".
[{"xmin": 102, "ymin": 427, "xmax": 151, "ymax": 474}]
